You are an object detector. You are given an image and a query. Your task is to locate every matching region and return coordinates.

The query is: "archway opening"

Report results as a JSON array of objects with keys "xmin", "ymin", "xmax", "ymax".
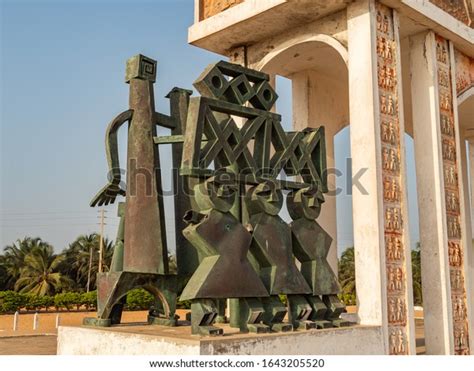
[{"xmin": 257, "ymin": 37, "xmax": 355, "ymax": 309}]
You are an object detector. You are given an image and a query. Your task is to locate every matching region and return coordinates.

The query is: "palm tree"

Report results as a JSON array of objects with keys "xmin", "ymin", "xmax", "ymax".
[
  {"xmin": 338, "ymin": 247, "xmax": 356, "ymax": 304},
  {"xmin": 0, "ymin": 255, "xmax": 10, "ymax": 290},
  {"xmin": 61, "ymin": 234, "xmax": 114, "ymax": 292},
  {"xmin": 14, "ymin": 244, "xmax": 72, "ymax": 296},
  {"xmin": 2, "ymin": 237, "xmax": 51, "ymax": 289}
]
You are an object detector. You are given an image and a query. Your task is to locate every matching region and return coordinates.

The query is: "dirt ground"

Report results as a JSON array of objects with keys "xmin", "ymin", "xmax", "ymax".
[
  {"xmin": 0, "ymin": 307, "xmax": 426, "ymax": 355},
  {"xmin": 0, "ymin": 310, "xmax": 154, "ymax": 337}
]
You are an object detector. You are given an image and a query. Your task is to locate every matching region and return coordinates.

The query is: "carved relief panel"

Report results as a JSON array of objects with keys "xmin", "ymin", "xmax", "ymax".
[
  {"xmin": 454, "ymin": 49, "xmax": 474, "ymax": 96},
  {"xmin": 429, "ymin": 0, "xmax": 473, "ymax": 27},
  {"xmin": 201, "ymin": 0, "xmax": 245, "ymax": 20},
  {"xmin": 376, "ymin": 3, "xmax": 409, "ymax": 355},
  {"xmin": 436, "ymin": 35, "xmax": 470, "ymax": 355}
]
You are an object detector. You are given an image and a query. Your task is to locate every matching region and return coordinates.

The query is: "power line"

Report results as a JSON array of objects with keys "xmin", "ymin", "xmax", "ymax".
[
  {"xmin": 0, "ymin": 210, "xmax": 98, "ymax": 215},
  {"xmin": 1, "ymin": 223, "xmax": 119, "ymax": 228},
  {"xmin": 0, "ymin": 216, "xmax": 119, "ymax": 221}
]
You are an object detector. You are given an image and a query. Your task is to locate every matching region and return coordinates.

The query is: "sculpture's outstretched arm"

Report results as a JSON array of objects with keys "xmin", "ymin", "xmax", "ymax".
[{"xmin": 90, "ymin": 109, "xmax": 133, "ymax": 207}]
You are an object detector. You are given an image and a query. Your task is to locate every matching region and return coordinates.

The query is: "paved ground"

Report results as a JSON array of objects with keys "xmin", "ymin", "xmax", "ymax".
[
  {"xmin": 0, "ymin": 335, "xmax": 57, "ymax": 355},
  {"xmin": 0, "ymin": 308, "xmax": 426, "ymax": 355}
]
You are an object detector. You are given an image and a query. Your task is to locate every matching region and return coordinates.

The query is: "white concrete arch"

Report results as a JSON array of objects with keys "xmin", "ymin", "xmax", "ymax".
[
  {"xmin": 254, "ymin": 33, "xmax": 348, "ymax": 73},
  {"xmin": 458, "ymin": 87, "xmax": 474, "ymax": 134},
  {"xmin": 247, "ymin": 34, "xmax": 350, "ymax": 277},
  {"xmin": 251, "ymin": 33, "xmax": 350, "ymax": 134},
  {"xmin": 458, "ymin": 85, "xmax": 474, "ymax": 107}
]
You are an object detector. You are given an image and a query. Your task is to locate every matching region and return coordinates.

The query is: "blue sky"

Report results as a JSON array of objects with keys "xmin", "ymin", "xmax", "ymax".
[{"xmin": 0, "ymin": 0, "xmax": 420, "ymax": 255}]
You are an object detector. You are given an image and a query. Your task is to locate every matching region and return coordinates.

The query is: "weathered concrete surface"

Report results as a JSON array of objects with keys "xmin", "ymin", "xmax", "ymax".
[{"xmin": 57, "ymin": 324, "xmax": 384, "ymax": 355}]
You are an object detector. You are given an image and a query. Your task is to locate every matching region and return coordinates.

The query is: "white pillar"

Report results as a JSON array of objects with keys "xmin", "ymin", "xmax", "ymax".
[
  {"xmin": 347, "ymin": 0, "xmax": 415, "ymax": 355},
  {"xmin": 468, "ymin": 140, "xmax": 474, "ymax": 232},
  {"xmin": 33, "ymin": 312, "xmax": 39, "ymax": 330},
  {"xmin": 291, "ymin": 70, "xmax": 348, "ymax": 273},
  {"xmin": 458, "ymin": 135, "xmax": 474, "ymax": 353},
  {"xmin": 410, "ymin": 31, "xmax": 472, "ymax": 355},
  {"xmin": 13, "ymin": 311, "xmax": 19, "ymax": 331}
]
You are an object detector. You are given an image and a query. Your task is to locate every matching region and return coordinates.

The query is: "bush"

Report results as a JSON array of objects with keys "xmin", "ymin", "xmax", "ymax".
[
  {"xmin": 0, "ymin": 291, "xmax": 27, "ymax": 313},
  {"xmin": 0, "ymin": 290, "xmax": 97, "ymax": 313},
  {"xmin": 126, "ymin": 289, "xmax": 154, "ymax": 310},
  {"xmin": 24, "ymin": 294, "xmax": 46, "ymax": 311},
  {"xmin": 80, "ymin": 291, "xmax": 97, "ymax": 310},
  {"xmin": 54, "ymin": 292, "xmax": 81, "ymax": 311},
  {"xmin": 340, "ymin": 293, "xmax": 356, "ymax": 306},
  {"xmin": 41, "ymin": 295, "xmax": 55, "ymax": 311},
  {"xmin": 177, "ymin": 299, "xmax": 191, "ymax": 309}
]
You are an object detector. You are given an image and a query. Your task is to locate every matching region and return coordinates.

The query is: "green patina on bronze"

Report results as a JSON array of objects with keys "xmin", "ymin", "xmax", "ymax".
[{"xmin": 85, "ymin": 55, "xmax": 350, "ymax": 335}]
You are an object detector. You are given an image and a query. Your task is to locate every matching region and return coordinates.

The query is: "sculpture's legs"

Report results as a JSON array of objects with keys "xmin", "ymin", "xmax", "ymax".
[
  {"xmin": 83, "ymin": 272, "xmax": 176, "ymax": 327},
  {"xmin": 148, "ymin": 276, "xmax": 178, "ymax": 326},
  {"xmin": 287, "ymin": 295, "xmax": 316, "ymax": 330},
  {"xmin": 262, "ymin": 296, "xmax": 293, "ymax": 332},
  {"xmin": 323, "ymin": 294, "xmax": 350, "ymax": 327},
  {"xmin": 306, "ymin": 295, "xmax": 332, "ymax": 328},
  {"xmin": 231, "ymin": 298, "xmax": 270, "ymax": 333},
  {"xmin": 215, "ymin": 299, "xmax": 227, "ymax": 323},
  {"xmin": 190, "ymin": 299, "xmax": 223, "ymax": 336}
]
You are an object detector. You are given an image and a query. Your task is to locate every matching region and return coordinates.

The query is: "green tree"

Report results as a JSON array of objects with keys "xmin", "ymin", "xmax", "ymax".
[
  {"xmin": 14, "ymin": 244, "xmax": 72, "ymax": 296},
  {"xmin": 411, "ymin": 242, "xmax": 422, "ymax": 306},
  {"xmin": 2, "ymin": 237, "xmax": 52, "ymax": 290},
  {"xmin": 60, "ymin": 234, "xmax": 114, "ymax": 292},
  {"xmin": 0, "ymin": 255, "xmax": 11, "ymax": 291},
  {"xmin": 338, "ymin": 247, "xmax": 356, "ymax": 305}
]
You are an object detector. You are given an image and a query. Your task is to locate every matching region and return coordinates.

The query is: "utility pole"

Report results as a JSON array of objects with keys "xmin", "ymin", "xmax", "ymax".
[{"xmin": 98, "ymin": 208, "xmax": 106, "ymax": 273}]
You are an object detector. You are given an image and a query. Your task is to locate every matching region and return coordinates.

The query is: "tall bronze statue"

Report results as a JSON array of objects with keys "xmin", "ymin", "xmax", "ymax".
[
  {"xmin": 179, "ymin": 171, "xmax": 268, "ymax": 335},
  {"xmin": 288, "ymin": 186, "xmax": 349, "ymax": 328},
  {"xmin": 245, "ymin": 181, "xmax": 312, "ymax": 331}
]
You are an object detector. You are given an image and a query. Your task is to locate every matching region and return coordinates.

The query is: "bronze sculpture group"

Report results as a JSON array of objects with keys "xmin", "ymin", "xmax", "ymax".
[{"xmin": 84, "ymin": 54, "xmax": 349, "ymax": 335}]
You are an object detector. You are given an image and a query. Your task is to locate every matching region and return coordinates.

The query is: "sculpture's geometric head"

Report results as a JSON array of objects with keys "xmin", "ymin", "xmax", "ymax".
[
  {"xmin": 245, "ymin": 180, "xmax": 283, "ymax": 216},
  {"xmin": 194, "ymin": 169, "xmax": 237, "ymax": 213},
  {"xmin": 125, "ymin": 54, "xmax": 157, "ymax": 83},
  {"xmin": 287, "ymin": 185, "xmax": 325, "ymax": 220}
]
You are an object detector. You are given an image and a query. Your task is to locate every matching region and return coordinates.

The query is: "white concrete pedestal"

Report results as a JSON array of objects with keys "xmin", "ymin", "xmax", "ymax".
[{"xmin": 57, "ymin": 324, "xmax": 384, "ymax": 355}]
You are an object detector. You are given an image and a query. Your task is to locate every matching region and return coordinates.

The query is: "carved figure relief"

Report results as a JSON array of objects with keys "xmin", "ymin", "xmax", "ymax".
[
  {"xmin": 429, "ymin": 1, "xmax": 472, "ymax": 28},
  {"xmin": 450, "ymin": 269, "xmax": 465, "ymax": 291},
  {"xmin": 446, "ymin": 191, "xmax": 459, "ymax": 213},
  {"xmin": 387, "ymin": 266, "xmax": 404, "ymax": 292},
  {"xmin": 444, "ymin": 165, "xmax": 458, "ymax": 186},
  {"xmin": 440, "ymin": 93, "xmax": 452, "ymax": 111},
  {"xmin": 380, "ymin": 94, "xmax": 397, "ymax": 115},
  {"xmin": 454, "ymin": 49, "xmax": 474, "ymax": 95},
  {"xmin": 384, "ymin": 176, "xmax": 401, "ymax": 202},
  {"xmin": 438, "ymin": 69, "xmax": 450, "ymax": 88},
  {"xmin": 390, "ymin": 328, "xmax": 407, "ymax": 355},
  {"xmin": 454, "ymin": 323, "xmax": 469, "ymax": 353},
  {"xmin": 381, "ymin": 120, "xmax": 398, "ymax": 145},
  {"xmin": 377, "ymin": 36, "xmax": 395, "ymax": 61},
  {"xmin": 382, "ymin": 148, "xmax": 400, "ymax": 173},
  {"xmin": 379, "ymin": 66, "xmax": 397, "ymax": 90},
  {"xmin": 441, "ymin": 115, "xmax": 454, "ymax": 136},
  {"xmin": 388, "ymin": 297, "xmax": 406, "ymax": 325},
  {"xmin": 447, "ymin": 215, "xmax": 461, "ymax": 239},
  {"xmin": 201, "ymin": 0, "xmax": 245, "ymax": 20},
  {"xmin": 437, "ymin": 41, "xmax": 449, "ymax": 64},
  {"xmin": 377, "ymin": 11, "xmax": 390, "ymax": 33},
  {"xmin": 448, "ymin": 241, "xmax": 463, "ymax": 267},
  {"xmin": 377, "ymin": 3, "xmax": 410, "ymax": 355},
  {"xmin": 436, "ymin": 35, "xmax": 470, "ymax": 355},
  {"xmin": 386, "ymin": 236, "xmax": 403, "ymax": 261},
  {"xmin": 442, "ymin": 139, "xmax": 457, "ymax": 161}
]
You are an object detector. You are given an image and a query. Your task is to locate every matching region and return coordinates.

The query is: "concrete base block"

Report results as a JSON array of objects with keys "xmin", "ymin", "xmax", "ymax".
[{"xmin": 57, "ymin": 324, "xmax": 385, "ymax": 355}]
